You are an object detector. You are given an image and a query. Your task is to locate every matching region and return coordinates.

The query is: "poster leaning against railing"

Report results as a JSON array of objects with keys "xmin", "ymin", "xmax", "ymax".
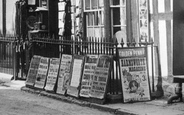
[
  {"xmin": 118, "ymin": 47, "xmax": 151, "ymax": 103},
  {"xmin": 79, "ymin": 55, "xmax": 98, "ymax": 98},
  {"xmin": 26, "ymin": 55, "xmax": 41, "ymax": 87},
  {"xmin": 90, "ymin": 55, "xmax": 112, "ymax": 99},
  {"xmin": 56, "ymin": 54, "xmax": 73, "ymax": 95}
]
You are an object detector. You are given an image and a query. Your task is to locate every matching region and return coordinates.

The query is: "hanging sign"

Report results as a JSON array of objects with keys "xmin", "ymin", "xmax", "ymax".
[
  {"xmin": 45, "ymin": 58, "xmax": 60, "ymax": 91},
  {"xmin": 26, "ymin": 55, "xmax": 41, "ymax": 86},
  {"xmin": 118, "ymin": 47, "xmax": 151, "ymax": 103},
  {"xmin": 79, "ymin": 55, "xmax": 98, "ymax": 98},
  {"xmin": 139, "ymin": 0, "xmax": 149, "ymax": 43},
  {"xmin": 67, "ymin": 55, "xmax": 84, "ymax": 97},
  {"xmin": 90, "ymin": 55, "xmax": 112, "ymax": 99},
  {"xmin": 56, "ymin": 54, "xmax": 73, "ymax": 95},
  {"xmin": 34, "ymin": 57, "xmax": 49, "ymax": 89}
]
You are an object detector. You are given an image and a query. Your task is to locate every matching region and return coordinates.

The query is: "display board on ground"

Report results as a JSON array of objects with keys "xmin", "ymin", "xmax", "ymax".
[
  {"xmin": 34, "ymin": 57, "xmax": 50, "ymax": 89},
  {"xmin": 67, "ymin": 55, "xmax": 84, "ymax": 97},
  {"xmin": 90, "ymin": 55, "xmax": 112, "ymax": 99},
  {"xmin": 45, "ymin": 58, "xmax": 60, "ymax": 92},
  {"xmin": 118, "ymin": 47, "xmax": 151, "ymax": 103},
  {"xmin": 26, "ymin": 55, "xmax": 41, "ymax": 86},
  {"xmin": 79, "ymin": 55, "xmax": 98, "ymax": 98},
  {"xmin": 57, "ymin": 54, "xmax": 73, "ymax": 95}
]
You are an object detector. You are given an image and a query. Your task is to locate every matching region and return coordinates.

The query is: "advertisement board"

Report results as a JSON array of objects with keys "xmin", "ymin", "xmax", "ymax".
[
  {"xmin": 79, "ymin": 55, "xmax": 98, "ymax": 97},
  {"xmin": 26, "ymin": 55, "xmax": 41, "ymax": 86},
  {"xmin": 34, "ymin": 57, "xmax": 49, "ymax": 89},
  {"xmin": 56, "ymin": 54, "xmax": 73, "ymax": 95},
  {"xmin": 90, "ymin": 55, "xmax": 111, "ymax": 99},
  {"xmin": 118, "ymin": 47, "xmax": 151, "ymax": 102},
  {"xmin": 67, "ymin": 55, "xmax": 84, "ymax": 97},
  {"xmin": 44, "ymin": 58, "xmax": 60, "ymax": 91}
]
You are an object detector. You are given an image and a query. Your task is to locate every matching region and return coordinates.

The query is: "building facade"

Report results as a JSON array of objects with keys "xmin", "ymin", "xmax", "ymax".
[{"xmin": 0, "ymin": 0, "xmax": 175, "ymax": 81}]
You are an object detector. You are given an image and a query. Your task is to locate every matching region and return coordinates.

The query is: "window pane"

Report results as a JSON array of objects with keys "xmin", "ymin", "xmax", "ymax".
[
  {"xmin": 91, "ymin": 0, "xmax": 98, "ymax": 9},
  {"xmin": 113, "ymin": 8, "xmax": 120, "ymax": 25},
  {"xmin": 99, "ymin": 0, "xmax": 104, "ymax": 8},
  {"xmin": 113, "ymin": 27, "xmax": 121, "ymax": 35},
  {"xmin": 0, "ymin": 0, "xmax": 2, "ymax": 34},
  {"xmin": 111, "ymin": 0, "xmax": 120, "ymax": 5},
  {"xmin": 85, "ymin": 0, "xmax": 90, "ymax": 10}
]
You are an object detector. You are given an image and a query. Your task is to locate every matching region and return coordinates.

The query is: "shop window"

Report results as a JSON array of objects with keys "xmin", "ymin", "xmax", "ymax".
[
  {"xmin": 83, "ymin": 0, "xmax": 104, "ymax": 38},
  {"xmin": 110, "ymin": 0, "xmax": 126, "ymax": 37}
]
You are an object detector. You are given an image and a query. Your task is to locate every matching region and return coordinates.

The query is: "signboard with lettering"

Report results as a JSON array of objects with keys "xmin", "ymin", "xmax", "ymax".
[
  {"xmin": 26, "ymin": 55, "xmax": 41, "ymax": 86},
  {"xmin": 44, "ymin": 58, "xmax": 60, "ymax": 91},
  {"xmin": 56, "ymin": 54, "xmax": 73, "ymax": 95},
  {"xmin": 67, "ymin": 55, "xmax": 84, "ymax": 97},
  {"xmin": 90, "ymin": 55, "xmax": 112, "ymax": 99},
  {"xmin": 118, "ymin": 47, "xmax": 151, "ymax": 103},
  {"xmin": 34, "ymin": 57, "xmax": 49, "ymax": 89},
  {"xmin": 79, "ymin": 55, "xmax": 98, "ymax": 98}
]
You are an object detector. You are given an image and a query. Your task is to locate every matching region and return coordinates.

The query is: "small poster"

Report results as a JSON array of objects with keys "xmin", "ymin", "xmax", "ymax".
[
  {"xmin": 79, "ymin": 55, "xmax": 98, "ymax": 97},
  {"xmin": 34, "ymin": 57, "xmax": 49, "ymax": 89},
  {"xmin": 26, "ymin": 55, "xmax": 41, "ymax": 86},
  {"xmin": 44, "ymin": 58, "xmax": 60, "ymax": 91},
  {"xmin": 118, "ymin": 47, "xmax": 151, "ymax": 103},
  {"xmin": 90, "ymin": 55, "xmax": 111, "ymax": 99},
  {"xmin": 56, "ymin": 54, "xmax": 73, "ymax": 95},
  {"xmin": 139, "ymin": 0, "xmax": 149, "ymax": 43},
  {"xmin": 67, "ymin": 55, "xmax": 84, "ymax": 97}
]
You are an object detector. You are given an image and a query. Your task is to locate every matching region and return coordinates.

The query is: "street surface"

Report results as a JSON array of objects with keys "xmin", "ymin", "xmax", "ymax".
[{"xmin": 0, "ymin": 84, "xmax": 114, "ymax": 115}]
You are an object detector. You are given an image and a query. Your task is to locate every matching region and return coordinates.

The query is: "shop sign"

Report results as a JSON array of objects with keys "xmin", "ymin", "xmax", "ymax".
[{"xmin": 118, "ymin": 47, "xmax": 151, "ymax": 103}]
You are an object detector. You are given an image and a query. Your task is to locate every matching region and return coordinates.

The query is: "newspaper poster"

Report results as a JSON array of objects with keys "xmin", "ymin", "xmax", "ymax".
[
  {"xmin": 34, "ymin": 57, "xmax": 49, "ymax": 89},
  {"xmin": 56, "ymin": 54, "xmax": 73, "ymax": 95},
  {"xmin": 79, "ymin": 55, "xmax": 98, "ymax": 98},
  {"xmin": 139, "ymin": 0, "xmax": 149, "ymax": 43},
  {"xmin": 118, "ymin": 47, "xmax": 151, "ymax": 103},
  {"xmin": 67, "ymin": 55, "xmax": 84, "ymax": 97},
  {"xmin": 26, "ymin": 55, "xmax": 41, "ymax": 86},
  {"xmin": 44, "ymin": 58, "xmax": 60, "ymax": 91},
  {"xmin": 90, "ymin": 55, "xmax": 111, "ymax": 99}
]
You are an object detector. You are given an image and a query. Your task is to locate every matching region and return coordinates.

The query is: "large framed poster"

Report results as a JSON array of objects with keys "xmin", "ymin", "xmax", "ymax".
[
  {"xmin": 79, "ymin": 55, "xmax": 98, "ymax": 98},
  {"xmin": 34, "ymin": 57, "xmax": 50, "ymax": 89},
  {"xmin": 56, "ymin": 54, "xmax": 73, "ymax": 95},
  {"xmin": 26, "ymin": 55, "xmax": 41, "ymax": 86},
  {"xmin": 67, "ymin": 55, "xmax": 85, "ymax": 97},
  {"xmin": 139, "ymin": 0, "xmax": 149, "ymax": 43},
  {"xmin": 90, "ymin": 55, "xmax": 112, "ymax": 99},
  {"xmin": 44, "ymin": 58, "xmax": 60, "ymax": 91},
  {"xmin": 118, "ymin": 47, "xmax": 151, "ymax": 103}
]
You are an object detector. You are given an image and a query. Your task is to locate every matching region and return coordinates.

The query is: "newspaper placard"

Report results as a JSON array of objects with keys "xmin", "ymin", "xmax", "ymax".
[
  {"xmin": 26, "ymin": 55, "xmax": 41, "ymax": 86},
  {"xmin": 79, "ymin": 55, "xmax": 98, "ymax": 98},
  {"xmin": 139, "ymin": 0, "xmax": 149, "ymax": 43},
  {"xmin": 118, "ymin": 47, "xmax": 151, "ymax": 103},
  {"xmin": 44, "ymin": 58, "xmax": 60, "ymax": 91},
  {"xmin": 67, "ymin": 55, "xmax": 84, "ymax": 97},
  {"xmin": 56, "ymin": 54, "xmax": 73, "ymax": 95},
  {"xmin": 34, "ymin": 57, "xmax": 49, "ymax": 89},
  {"xmin": 90, "ymin": 55, "xmax": 111, "ymax": 99}
]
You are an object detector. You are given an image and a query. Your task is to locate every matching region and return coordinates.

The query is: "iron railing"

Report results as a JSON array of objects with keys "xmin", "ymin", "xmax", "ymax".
[{"xmin": 30, "ymin": 36, "xmax": 154, "ymax": 96}]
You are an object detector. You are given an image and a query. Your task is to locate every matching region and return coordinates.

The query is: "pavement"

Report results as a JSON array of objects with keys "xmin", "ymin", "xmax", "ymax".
[{"xmin": 1, "ymin": 73, "xmax": 184, "ymax": 115}]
